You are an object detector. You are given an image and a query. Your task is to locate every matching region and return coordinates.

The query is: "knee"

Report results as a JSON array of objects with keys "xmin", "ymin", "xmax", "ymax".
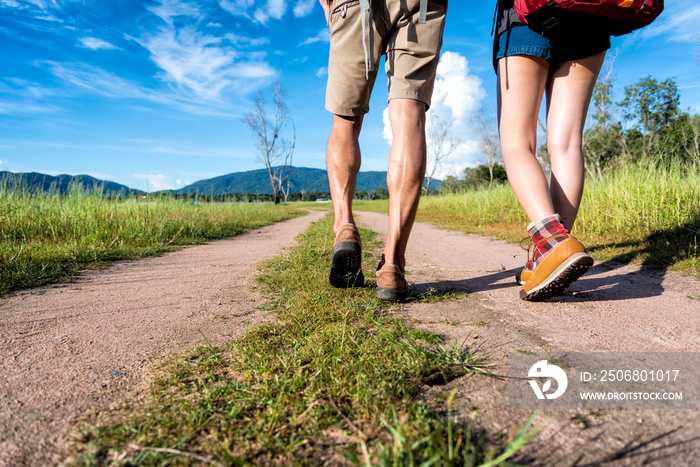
[
  {"xmin": 330, "ymin": 114, "xmax": 362, "ymax": 140},
  {"xmin": 547, "ymin": 134, "xmax": 583, "ymax": 161},
  {"xmin": 388, "ymin": 100, "xmax": 426, "ymax": 132},
  {"xmin": 499, "ymin": 133, "xmax": 537, "ymax": 158}
]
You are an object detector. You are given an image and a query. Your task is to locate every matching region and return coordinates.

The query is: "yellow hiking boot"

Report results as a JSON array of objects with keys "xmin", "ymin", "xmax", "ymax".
[{"xmin": 520, "ymin": 236, "xmax": 593, "ymax": 301}]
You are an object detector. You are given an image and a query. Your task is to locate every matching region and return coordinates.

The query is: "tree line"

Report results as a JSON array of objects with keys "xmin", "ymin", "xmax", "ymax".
[
  {"xmin": 583, "ymin": 69, "xmax": 698, "ymax": 179},
  {"xmin": 434, "ymin": 70, "xmax": 698, "ymax": 194}
]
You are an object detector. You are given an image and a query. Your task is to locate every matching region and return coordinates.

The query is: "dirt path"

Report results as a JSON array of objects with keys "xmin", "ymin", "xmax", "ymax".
[
  {"xmin": 1, "ymin": 209, "xmax": 699, "ymax": 466},
  {"xmin": 357, "ymin": 211, "xmax": 700, "ymax": 466},
  {"xmin": 0, "ymin": 210, "xmax": 326, "ymax": 466}
]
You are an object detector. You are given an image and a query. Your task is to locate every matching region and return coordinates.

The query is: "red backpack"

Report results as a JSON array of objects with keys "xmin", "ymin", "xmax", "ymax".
[{"xmin": 514, "ymin": 0, "xmax": 664, "ymax": 37}]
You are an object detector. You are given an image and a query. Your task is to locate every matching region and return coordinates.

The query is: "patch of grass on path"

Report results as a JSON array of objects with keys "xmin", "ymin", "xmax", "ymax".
[
  {"xmin": 0, "ymin": 187, "xmax": 302, "ymax": 295},
  {"xmin": 71, "ymin": 216, "xmax": 541, "ymax": 466},
  {"xmin": 416, "ymin": 163, "xmax": 700, "ymax": 275}
]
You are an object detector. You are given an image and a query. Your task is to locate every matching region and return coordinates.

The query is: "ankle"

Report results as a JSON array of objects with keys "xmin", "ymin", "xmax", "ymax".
[
  {"xmin": 379, "ymin": 252, "xmax": 405, "ymax": 272},
  {"xmin": 528, "ymin": 214, "xmax": 570, "ymax": 266}
]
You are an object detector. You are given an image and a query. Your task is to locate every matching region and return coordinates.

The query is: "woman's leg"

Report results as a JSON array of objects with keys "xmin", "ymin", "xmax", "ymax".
[
  {"xmin": 496, "ymin": 55, "xmax": 554, "ymax": 224},
  {"xmin": 545, "ymin": 51, "xmax": 606, "ymax": 230},
  {"xmin": 498, "ymin": 54, "xmax": 596, "ymax": 301}
]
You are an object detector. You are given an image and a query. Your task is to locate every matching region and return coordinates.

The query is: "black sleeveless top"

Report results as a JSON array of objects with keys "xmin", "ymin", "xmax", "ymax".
[{"xmin": 494, "ymin": 0, "xmax": 523, "ymax": 37}]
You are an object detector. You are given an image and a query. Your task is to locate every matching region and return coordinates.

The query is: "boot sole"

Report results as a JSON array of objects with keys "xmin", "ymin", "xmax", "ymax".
[
  {"xmin": 329, "ymin": 242, "xmax": 364, "ymax": 288},
  {"xmin": 375, "ymin": 286, "xmax": 409, "ymax": 302},
  {"xmin": 520, "ymin": 253, "xmax": 593, "ymax": 301}
]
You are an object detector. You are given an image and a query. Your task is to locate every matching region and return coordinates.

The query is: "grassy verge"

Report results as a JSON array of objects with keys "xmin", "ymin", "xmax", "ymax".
[
  {"xmin": 413, "ymin": 163, "xmax": 700, "ymax": 274},
  {"xmin": 0, "ymin": 187, "xmax": 302, "ymax": 295},
  {"xmin": 72, "ymin": 216, "xmax": 541, "ymax": 466}
]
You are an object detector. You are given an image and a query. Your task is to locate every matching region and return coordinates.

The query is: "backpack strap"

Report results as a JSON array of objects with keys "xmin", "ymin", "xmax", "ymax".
[
  {"xmin": 359, "ymin": 0, "xmax": 373, "ymax": 80},
  {"xmin": 419, "ymin": 0, "xmax": 427, "ymax": 23}
]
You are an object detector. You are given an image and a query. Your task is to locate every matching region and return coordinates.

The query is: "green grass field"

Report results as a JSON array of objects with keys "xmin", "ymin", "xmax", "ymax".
[{"xmin": 0, "ymin": 187, "xmax": 303, "ymax": 295}]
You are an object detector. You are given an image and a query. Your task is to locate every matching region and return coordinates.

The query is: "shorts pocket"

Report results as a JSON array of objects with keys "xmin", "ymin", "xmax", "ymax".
[{"xmin": 329, "ymin": 0, "xmax": 360, "ymax": 28}]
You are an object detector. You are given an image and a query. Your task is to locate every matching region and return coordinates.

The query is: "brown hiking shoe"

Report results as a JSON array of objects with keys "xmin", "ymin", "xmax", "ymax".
[
  {"xmin": 375, "ymin": 255, "xmax": 408, "ymax": 302},
  {"xmin": 329, "ymin": 223, "xmax": 364, "ymax": 288}
]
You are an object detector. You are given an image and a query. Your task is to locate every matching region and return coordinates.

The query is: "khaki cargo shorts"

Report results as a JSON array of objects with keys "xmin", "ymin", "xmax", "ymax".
[{"xmin": 325, "ymin": 0, "xmax": 447, "ymax": 117}]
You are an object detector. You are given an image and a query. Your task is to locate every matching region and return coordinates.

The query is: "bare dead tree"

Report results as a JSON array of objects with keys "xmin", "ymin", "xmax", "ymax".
[
  {"xmin": 243, "ymin": 82, "xmax": 295, "ymax": 204},
  {"xmin": 471, "ymin": 107, "xmax": 502, "ymax": 187},
  {"xmin": 424, "ymin": 112, "xmax": 459, "ymax": 195}
]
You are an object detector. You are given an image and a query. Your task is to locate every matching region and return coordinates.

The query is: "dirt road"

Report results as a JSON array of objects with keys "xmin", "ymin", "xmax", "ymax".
[
  {"xmin": 0, "ymin": 211, "xmax": 326, "ymax": 466},
  {"xmin": 1, "ymin": 209, "xmax": 698, "ymax": 466},
  {"xmin": 358, "ymin": 211, "xmax": 700, "ymax": 466}
]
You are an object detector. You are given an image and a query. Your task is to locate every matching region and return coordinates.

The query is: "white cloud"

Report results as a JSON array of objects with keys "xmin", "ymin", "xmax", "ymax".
[
  {"xmin": 316, "ymin": 67, "xmax": 327, "ymax": 78},
  {"xmin": 0, "ymin": 100, "xmax": 60, "ymax": 114},
  {"xmin": 47, "ymin": 62, "xmax": 161, "ymax": 100},
  {"xmin": 0, "ymin": 0, "xmax": 22, "ymax": 7},
  {"xmin": 432, "ymin": 51, "xmax": 486, "ymax": 120},
  {"xmin": 634, "ymin": 2, "xmax": 700, "ymax": 43},
  {"xmin": 79, "ymin": 37, "xmax": 118, "ymax": 50},
  {"xmin": 301, "ymin": 28, "xmax": 330, "ymax": 45},
  {"xmin": 219, "ymin": 0, "xmax": 254, "ymax": 18},
  {"xmin": 266, "ymin": 0, "xmax": 286, "ymax": 19},
  {"xmin": 135, "ymin": 24, "xmax": 275, "ymax": 99},
  {"xmin": 133, "ymin": 173, "xmax": 180, "ymax": 191},
  {"xmin": 252, "ymin": 0, "xmax": 287, "ymax": 24},
  {"xmin": 225, "ymin": 33, "xmax": 270, "ymax": 47},
  {"xmin": 253, "ymin": 8, "xmax": 270, "ymax": 24},
  {"xmin": 382, "ymin": 51, "xmax": 487, "ymax": 178},
  {"xmin": 148, "ymin": 0, "xmax": 201, "ymax": 25},
  {"xmin": 293, "ymin": 0, "xmax": 315, "ymax": 17}
]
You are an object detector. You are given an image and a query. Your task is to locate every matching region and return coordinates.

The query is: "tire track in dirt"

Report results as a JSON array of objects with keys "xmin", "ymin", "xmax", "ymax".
[
  {"xmin": 357, "ymin": 211, "xmax": 700, "ymax": 466},
  {"xmin": 0, "ymin": 210, "xmax": 326, "ymax": 466}
]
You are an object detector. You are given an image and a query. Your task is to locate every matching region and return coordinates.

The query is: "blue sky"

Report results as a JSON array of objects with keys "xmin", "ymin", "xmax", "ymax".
[{"xmin": 1, "ymin": 0, "xmax": 699, "ymax": 191}]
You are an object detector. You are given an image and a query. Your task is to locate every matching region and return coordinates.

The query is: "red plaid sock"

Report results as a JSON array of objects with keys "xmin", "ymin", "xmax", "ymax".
[{"xmin": 528, "ymin": 214, "xmax": 570, "ymax": 267}]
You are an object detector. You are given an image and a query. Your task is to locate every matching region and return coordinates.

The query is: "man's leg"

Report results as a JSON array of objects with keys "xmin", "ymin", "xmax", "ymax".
[
  {"xmin": 327, "ymin": 114, "xmax": 365, "ymax": 288},
  {"xmin": 375, "ymin": 98, "xmax": 426, "ymax": 301},
  {"xmin": 384, "ymin": 98, "xmax": 427, "ymax": 271},
  {"xmin": 327, "ymin": 114, "xmax": 363, "ymax": 234}
]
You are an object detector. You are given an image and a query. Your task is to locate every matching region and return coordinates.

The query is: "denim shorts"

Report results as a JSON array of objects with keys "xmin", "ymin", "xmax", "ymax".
[{"xmin": 493, "ymin": 24, "xmax": 610, "ymax": 72}]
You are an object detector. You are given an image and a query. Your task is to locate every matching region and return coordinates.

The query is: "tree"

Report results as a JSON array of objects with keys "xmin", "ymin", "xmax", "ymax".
[
  {"xmin": 679, "ymin": 114, "xmax": 700, "ymax": 164},
  {"xmin": 243, "ymin": 82, "xmax": 295, "ymax": 204},
  {"xmin": 424, "ymin": 112, "xmax": 459, "ymax": 195},
  {"xmin": 440, "ymin": 175, "xmax": 462, "ymax": 193},
  {"xmin": 620, "ymin": 76, "xmax": 680, "ymax": 159},
  {"xmin": 471, "ymin": 107, "xmax": 502, "ymax": 187},
  {"xmin": 464, "ymin": 163, "xmax": 507, "ymax": 189},
  {"xmin": 583, "ymin": 56, "xmax": 625, "ymax": 179}
]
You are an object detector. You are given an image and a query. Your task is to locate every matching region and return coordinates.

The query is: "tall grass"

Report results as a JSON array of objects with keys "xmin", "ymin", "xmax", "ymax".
[
  {"xmin": 416, "ymin": 163, "xmax": 700, "ymax": 273},
  {"xmin": 0, "ymin": 185, "xmax": 302, "ymax": 294}
]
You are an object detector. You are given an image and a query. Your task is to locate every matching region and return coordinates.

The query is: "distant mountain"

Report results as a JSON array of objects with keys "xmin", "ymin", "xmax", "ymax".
[
  {"xmin": 0, "ymin": 171, "xmax": 142, "ymax": 196},
  {"xmin": 174, "ymin": 166, "xmax": 440, "ymax": 195}
]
